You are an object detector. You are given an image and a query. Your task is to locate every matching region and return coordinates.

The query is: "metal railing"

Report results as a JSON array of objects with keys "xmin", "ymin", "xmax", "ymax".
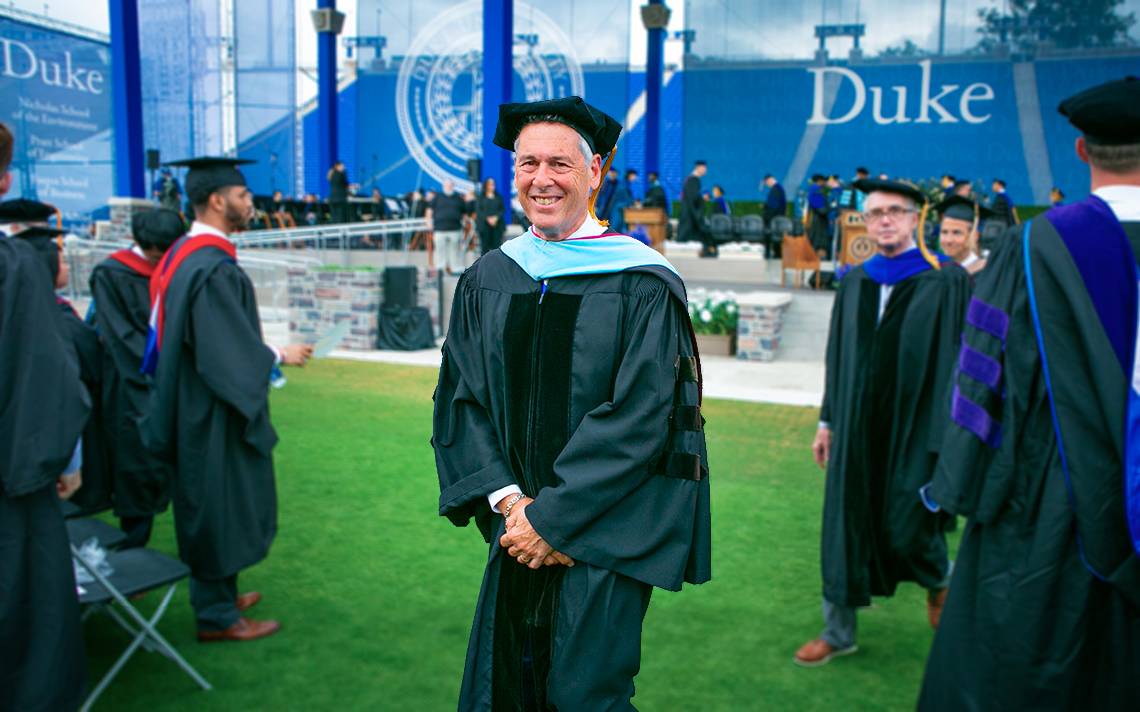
[{"xmin": 232, "ymin": 218, "xmax": 430, "ymax": 266}]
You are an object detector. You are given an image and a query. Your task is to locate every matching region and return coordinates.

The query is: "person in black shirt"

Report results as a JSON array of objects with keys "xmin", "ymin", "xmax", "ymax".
[
  {"xmin": 427, "ymin": 180, "xmax": 470, "ymax": 274},
  {"xmin": 327, "ymin": 160, "xmax": 350, "ymax": 224}
]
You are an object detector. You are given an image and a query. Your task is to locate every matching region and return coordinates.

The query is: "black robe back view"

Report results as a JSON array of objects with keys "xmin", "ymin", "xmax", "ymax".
[
  {"xmin": 0, "ymin": 238, "xmax": 89, "ymax": 711},
  {"xmin": 919, "ymin": 204, "xmax": 1140, "ymax": 710}
]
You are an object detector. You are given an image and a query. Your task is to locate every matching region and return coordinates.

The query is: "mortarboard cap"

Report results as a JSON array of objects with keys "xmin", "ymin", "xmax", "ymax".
[
  {"xmin": 133, "ymin": 208, "xmax": 185, "ymax": 251},
  {"xmin": 936, "ymin": 195, "xmax": 995, "ymax": 223},
  {"xmin": 11, "ymin": 226, "xmax": 64, "ymax": 283},
  {"xmin": 1059, "ymin": 76, "xmax": 1140, "ymax": 146},
  {"xmin": 492, "ymin": 97, "xmax": 622, "ymax": 156},
  {"xmin": 165, "ymin": 156, "xmax": 254, "ymax": 206},
  {"xmin": 0, "ymin": 198, "xmax": 56, "ymax": 223},
  {"xmin": 852, "ymin": 178, "xmax": 927, "ymax": 205}
]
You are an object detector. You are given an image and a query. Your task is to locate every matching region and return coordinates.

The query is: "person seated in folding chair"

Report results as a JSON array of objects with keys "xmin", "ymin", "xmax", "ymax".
[
  {"xmin": 89, "ymin": 209, "xmax": 185, "ymax": 549},
  {"xmin": 0, "ymin": 121, "xmax": 91, "ymax": 712},
  {"xmin": 140, "ymin": 157, "xmax": 313, "ymax": 642}
]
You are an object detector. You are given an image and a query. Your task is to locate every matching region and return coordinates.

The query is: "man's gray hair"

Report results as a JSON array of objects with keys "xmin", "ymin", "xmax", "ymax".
[
  {"xmin": 512, "ymin": 114, "xmax": 594, "ymax": 166},
  {"xmin": 1086, "ymin": 141, "xmax": 1140, "ymax": 174}
]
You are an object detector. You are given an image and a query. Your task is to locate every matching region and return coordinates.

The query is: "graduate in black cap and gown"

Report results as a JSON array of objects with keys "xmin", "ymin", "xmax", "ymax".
[
  {"xmin": 139, "ymin": 158, "xmax": 313, "ymax": 642},
  {"xmin": 0, "ymin": 130, "xmax": 90, "ymax": 712},
  {"xmin": 433, "ymin": 96, "xmax": 711, "ymax": 710},
  {"xmin": 89, "ymin": 209, "xmax": 183, "ymax": 547},
  {"xmin": 919, "ymin": 76, "xmax": 1140, "ymax": 710},
  {"xmin": 935, "ymin": 195, "xmax": 995, "ymax": 276},
  {"xmin": 795, "ymin": 178, "xmax": 970, "ymax": 667},
  {"xmin": 1, "ymin": 201, "xmax": 112, "ymax": 516}
]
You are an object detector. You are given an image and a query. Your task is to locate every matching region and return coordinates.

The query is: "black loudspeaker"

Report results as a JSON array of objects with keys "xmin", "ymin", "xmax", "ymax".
[
  {"xmin": 466, "ymin": 158, "xmax": 481, "ymax": 183},
  {"xmin": 146, "ymin": 149, "xmax": 161, "ymax": 171},
  {"xmin": 383, "ymin": 266, "xmax": 417, "ymax": 309}
]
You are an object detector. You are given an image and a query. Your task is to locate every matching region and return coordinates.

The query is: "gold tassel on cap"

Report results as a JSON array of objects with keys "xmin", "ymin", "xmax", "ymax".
[
  {"xmin": 587, "ymin": 146, "xmax": 618, "ymax": 227},
  {"xmin": 916, "ymin": 200, "xmax": 940, "ymax": 270}
]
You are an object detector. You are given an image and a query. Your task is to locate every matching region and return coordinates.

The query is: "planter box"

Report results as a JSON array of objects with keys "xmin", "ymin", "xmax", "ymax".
[{"xmin": 695, "ymin": 333, "xmax": 736, "ymax": 357}]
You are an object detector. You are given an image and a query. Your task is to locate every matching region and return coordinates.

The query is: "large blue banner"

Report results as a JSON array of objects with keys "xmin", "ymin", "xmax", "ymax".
[
  {"xmin": 0, "ymin": 15, "xmax": 112, "ymax": 224},
  {"xmin": 682, "ymin": 55, "xmax": 1140, "ymax": 207}
]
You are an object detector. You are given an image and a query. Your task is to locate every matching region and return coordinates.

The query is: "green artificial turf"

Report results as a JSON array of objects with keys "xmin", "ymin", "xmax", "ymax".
[{"xmin": 86, "ymin": 359, "xmax": 956, "ymax": 711}]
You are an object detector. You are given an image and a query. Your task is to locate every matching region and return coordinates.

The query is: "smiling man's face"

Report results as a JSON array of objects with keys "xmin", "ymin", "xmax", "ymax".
[{"xmin": 514, "ymin": 122, "xmax": 601, "ymax": 241}]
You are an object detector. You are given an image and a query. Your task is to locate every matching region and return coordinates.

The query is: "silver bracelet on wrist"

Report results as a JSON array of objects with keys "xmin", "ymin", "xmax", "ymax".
[{"xmin": 503, "ymin": 493, "xmax": 526, "ymax": 519}]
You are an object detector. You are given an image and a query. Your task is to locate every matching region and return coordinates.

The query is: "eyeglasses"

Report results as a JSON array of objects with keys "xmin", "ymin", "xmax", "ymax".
[{"xmin": 862, "ymin": 206, "xmax": 917, "ymax": 223}]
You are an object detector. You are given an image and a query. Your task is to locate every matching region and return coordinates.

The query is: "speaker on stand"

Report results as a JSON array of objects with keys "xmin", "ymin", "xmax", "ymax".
[
  {"xmin": 377, "ymin": 267, "xmax": 434, "ymax": 350},
  {"xmin": 146, "ymin": 149, "xmax": 161, "ymax": 202}
]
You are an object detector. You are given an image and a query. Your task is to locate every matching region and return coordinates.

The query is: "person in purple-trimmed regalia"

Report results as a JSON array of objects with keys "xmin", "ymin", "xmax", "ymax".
[
  {"xmin": 919, "ymin": 76, "xmax": 1140, "ymax": 710},
  {"xmin": 796, "ymin": 178, "xmax": 971, "ymax": 668}
]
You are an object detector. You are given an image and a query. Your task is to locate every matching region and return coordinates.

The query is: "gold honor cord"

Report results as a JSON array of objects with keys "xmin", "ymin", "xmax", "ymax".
[
  {"xmin": 916, "ymin": 200, "xmax": 941, "ymax": 270},
  {"xmin": 587, "ymin": 146, "xmax": 619, "ymax": 227}
]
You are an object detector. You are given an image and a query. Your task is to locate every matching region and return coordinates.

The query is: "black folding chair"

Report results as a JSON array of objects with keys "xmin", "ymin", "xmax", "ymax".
[{"xmin": 67, "ymin": 518, "xmax": 211, "ymax": 710}]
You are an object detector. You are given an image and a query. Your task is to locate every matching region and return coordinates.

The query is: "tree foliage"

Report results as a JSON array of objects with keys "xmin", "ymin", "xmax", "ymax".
[{"xmin": 977, "ymin": 0, "xmax": 1136, "ymax": 53}]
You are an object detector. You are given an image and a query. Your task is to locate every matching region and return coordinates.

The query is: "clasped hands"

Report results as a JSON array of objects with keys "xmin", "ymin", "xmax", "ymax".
[{"xmin": 497, "ymin": 497, "xmax": 575, "ymax": 570}]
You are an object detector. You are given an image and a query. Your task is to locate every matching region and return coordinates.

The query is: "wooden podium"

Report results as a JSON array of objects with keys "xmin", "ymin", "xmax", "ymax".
[
  {"xmin": 838, "ymin": 210, "xmax": 875, "ymax": 267},
  {"xmin": 623, "ymin": 207, "xmax": 668, "ymax": 254}
]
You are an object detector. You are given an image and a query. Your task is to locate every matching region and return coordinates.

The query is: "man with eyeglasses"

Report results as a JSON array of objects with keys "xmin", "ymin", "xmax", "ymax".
[{"xmin": 795, "ymin": 178, "xmax": 970, "ymax": 667}]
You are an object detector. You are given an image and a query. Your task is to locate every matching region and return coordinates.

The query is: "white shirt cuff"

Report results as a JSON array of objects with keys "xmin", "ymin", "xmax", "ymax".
[
  {"xmin": 818, "ymin": 421, "xmax": 830, "ymax": 430},
  {"xmin": 488, "ymin": 485, "xmax": 523, "ymax": 513},
  {"xmin": 268, "ymin": 344, "xmax": 282, "ymax": 365}
]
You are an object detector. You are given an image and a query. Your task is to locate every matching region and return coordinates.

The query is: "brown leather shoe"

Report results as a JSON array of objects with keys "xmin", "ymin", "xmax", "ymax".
[
  {"xmin": 927, "ymin": 588, "xmax": 949, "ymax": 629},
  {"xmin": 793, "ymin": 638, "xmax": 858, "ymax": 667},
  {"xmin": 236, "ymin": 591, "xmax": 262, "ymax": 612},
  {"xmin": 197, "ymin": 617, "xmax": 281, "ymax": 643}
]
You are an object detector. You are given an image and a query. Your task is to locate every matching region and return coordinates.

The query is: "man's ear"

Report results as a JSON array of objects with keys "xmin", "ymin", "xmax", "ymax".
[
  {"xmin": 589, "ymin": 154, "xmax": 603, "ymax": 192},
  {"xmin": 0, "ymin": 171, "xmax": 10, "ymax": 197},
  {"xmin": 1075, "ymin": 136, "xmax": 1090, "ymax": 166}
]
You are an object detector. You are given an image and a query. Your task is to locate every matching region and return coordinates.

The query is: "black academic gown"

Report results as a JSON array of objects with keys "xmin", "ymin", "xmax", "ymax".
[
  {"xmin": 919, "ymin": 216, "xmax": 1140, "ymax": 710},
  {"xmin": 433, "ymin": 249, "xmax": 712, "ymax": 710},
  {"xmin": 139, "ymin": 244, "xmax": 277, "ymax": 581},
  {"xmin": 58, "ymin": 300, "xmax": 113, "ymax": 515},
  {"xmin": 819, "ymin": 261, "xmax": 970, "ymax": 607},
  {"xmin": 0, "ymin": 239, "xmax": 89, "ymax": 712},
  {"xmin": 678, "ymin": 175, "xmax": 709, "ymax": 246},
  {"xmin": 90, "ymin": 258, "xmax": 173, "ymax": 518}
]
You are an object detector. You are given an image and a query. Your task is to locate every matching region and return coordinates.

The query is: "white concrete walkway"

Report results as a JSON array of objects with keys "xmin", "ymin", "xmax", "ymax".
[{"xmin": 324, "ymin": 347, "xmax": 824, "ymax": 408}]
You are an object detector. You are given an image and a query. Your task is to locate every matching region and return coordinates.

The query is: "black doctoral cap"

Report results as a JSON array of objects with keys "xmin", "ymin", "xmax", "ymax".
[
  {"xmin": 852, "ymin": 178, "xmax": 927, "ymax": 205},
  {"xmin": 132, "ymin": 208, "xmax": 185, "ymax": 251},
  {"xmin": 1059, "ymin": 76, "xmax": 1140, "ymax": 146},
  {"xmin": 0, "ymin": 198, "xmax": 56, "ymax": 223},
  {"xmin": 165, "ymin": 156, "xmax": 254, "ymax": 206},
  {"xmin": 936, "ymin": 194, "xmax": 995, "ymax": 223},
  {"xmin": 952, "ymin": 178, "xmax": 972, "ymax": 189},
  {"xmin": 11, "ymin": 225, "xmax": 64, "ymax": 282},
  {"xmin": 492, "ymin": 96, "xmax": 622, "ymax": 156}
]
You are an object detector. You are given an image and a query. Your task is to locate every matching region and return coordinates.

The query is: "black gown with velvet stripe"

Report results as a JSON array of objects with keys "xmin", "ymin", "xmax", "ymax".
[
  {"xmin": 919, "ymin": 217, "xmax": 1140, "ymax": 710},
  {"xmin": 433, "ymin": 249, "xmax": 711, "ymax": 710},
  {"xmin": 90, "ymin": 257, "xmax": 172, "ymax": 518},
  {"xmin": 819, "ymin": 261, "xmax": 970, "ymax": 607},
  {"xmin": 0, "ymin": 238, "xmax": 89, "ymax": 712},
  {"xmin": 139, "ymin": 245, "xmax": 277, "ymax": 580}
]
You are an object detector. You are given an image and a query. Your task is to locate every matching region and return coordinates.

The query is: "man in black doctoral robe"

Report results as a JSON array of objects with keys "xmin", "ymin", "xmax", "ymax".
[
  {"xmin": 140, "ymin": 157, "xmax": 312, "ymax": 642},
  {"xmin": 433, "ymin": 96, "xmax": 712, "ymax": 710},
  {"xmin": 90, "ymin": 209, "xmax": 183, "ymax": 547},
  {"xmin": 796, "ymin": 179, "xmax": 970, "ymax": 667},
  {"xmin": 679, "ymin": 159, "xmax": 714, "ymax": 256},
  {"xmin": 919, "ymin": 76, "xmax": 1140, "ymax": 710},
  {"xmin": 0, "ymin": 121, "xmax": 90, "ymax": 710}
]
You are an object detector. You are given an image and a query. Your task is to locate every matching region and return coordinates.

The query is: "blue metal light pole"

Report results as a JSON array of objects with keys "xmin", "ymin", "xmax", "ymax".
[
  {"xmin": 314, "ymin": 0, "xmax": 344, "ymax": 198},
  {"xmin": 643, "ymin": 1, "xmax": 669, "ymax": 177},
  {"xmin": 481, "ymin": 0, "xmax": 512, "ymax": 222},
  {"xmin": 109, "ymin": 0, "xmax": 145, "ymax": 197}
]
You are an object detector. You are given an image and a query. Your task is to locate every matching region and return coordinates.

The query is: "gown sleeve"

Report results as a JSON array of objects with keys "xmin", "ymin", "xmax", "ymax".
[
  {"xmin": 189, "ymin": 262, "xmax": 278, "ymax": 456},
  {"xmin": 433, "ymin": 275, "xmax": 519, "ymax": 535},
  {"xmin": 927, "ymin": 233, "xmax": 1028, "ymax": 520},
  {"xmin": 819, "ymin": 274, "xmax": 848, "ymax": 426}
]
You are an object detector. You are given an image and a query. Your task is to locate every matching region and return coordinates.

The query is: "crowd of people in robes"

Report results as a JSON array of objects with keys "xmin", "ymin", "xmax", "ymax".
[{"xmin": 2, "ymin": 72, "xmax": 1139, "ymax": 712}]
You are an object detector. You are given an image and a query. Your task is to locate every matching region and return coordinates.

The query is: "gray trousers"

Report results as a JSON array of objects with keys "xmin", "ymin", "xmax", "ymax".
[
  {"xmin": 822, "ymin": 563, "xmax": 953, "ymax": 649},
  {"xmin": 190, "ymin": 574, "xmax": 239, "ymax": 632}
]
